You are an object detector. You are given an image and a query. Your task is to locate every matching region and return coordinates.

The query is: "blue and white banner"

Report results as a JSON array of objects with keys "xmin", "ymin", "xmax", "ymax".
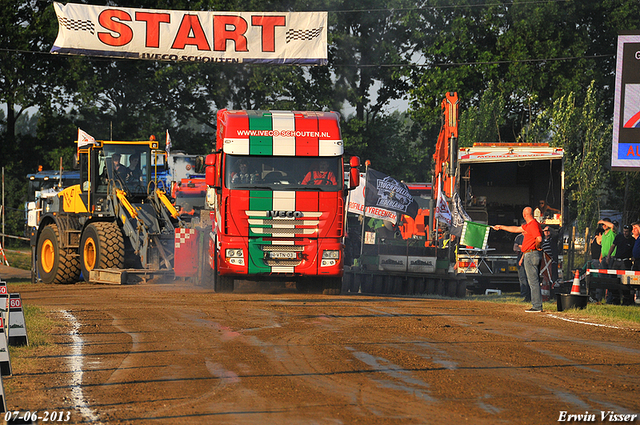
[
  {"xmin": 51, "ymin": 3, "xmax": 327, "ymax": 65},
  {"xmin": 364, "ymin": 169, "xmax": 419, "ymax": 219}
]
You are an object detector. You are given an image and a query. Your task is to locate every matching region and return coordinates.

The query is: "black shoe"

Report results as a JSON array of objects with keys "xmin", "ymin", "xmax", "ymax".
[{"xmin": 525, "ymin": 308, "xmax": 542, "ymax": 313}]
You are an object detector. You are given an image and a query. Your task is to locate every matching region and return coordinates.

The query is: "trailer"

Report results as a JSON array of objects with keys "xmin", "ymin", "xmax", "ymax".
[{"xmin": 456, "ymin": 144, "xmax": 565, "ymax": 292}]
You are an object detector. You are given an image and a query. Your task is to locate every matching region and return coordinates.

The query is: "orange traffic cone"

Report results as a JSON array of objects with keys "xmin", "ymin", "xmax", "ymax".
[{"xmin": 571, "ymin": 270, "xmax": 581, "ymax": 295}]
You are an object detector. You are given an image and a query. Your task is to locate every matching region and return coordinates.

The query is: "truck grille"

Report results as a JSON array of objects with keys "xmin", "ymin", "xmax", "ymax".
[
  {"xmin": 265, "ymin": 259, "xmax": 301, "ymax": 266},
  {"xmin": 262, "ymin": 245, "xmax": 304, "ymax": 252},
  {"xmin": 247, "ymin": 211, "xmax": 321, "ymax": 236}
]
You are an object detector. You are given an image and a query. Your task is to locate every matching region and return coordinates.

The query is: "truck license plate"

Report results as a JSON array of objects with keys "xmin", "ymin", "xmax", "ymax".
[{"xmin": 268, "ymin": 252, "xmax": 297, "ymax": 259}]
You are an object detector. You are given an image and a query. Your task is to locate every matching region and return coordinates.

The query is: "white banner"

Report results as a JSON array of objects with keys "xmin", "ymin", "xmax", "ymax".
[
  {"xmin": 347, "ymin": 173, "xmax": 398, "ymax": 222},
  {"xmin": 51, "ymin": 2, "xmax": 327, "ymax": 65}
]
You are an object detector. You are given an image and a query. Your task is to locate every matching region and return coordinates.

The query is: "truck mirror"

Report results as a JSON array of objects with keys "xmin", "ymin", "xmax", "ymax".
[
  {"xmin": 348, "ymin": 156, "xmax": 360, "ymax": 189},
  {"xmin": 205, "ymin": 154, "xmax": 219, "ymax": 188},
  {"xmin": 73, "ymin": 153, "xmax": 80, "ymax": 170}
]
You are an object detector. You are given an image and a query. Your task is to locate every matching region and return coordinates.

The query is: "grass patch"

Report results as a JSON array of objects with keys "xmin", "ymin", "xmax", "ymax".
[
  {"xmin": 468, "ymin": 291, "xmax": 640, "ymax": 327},
  {"xmin": 15, "ymin": 305, "xmax": 57, "ymax": 348},
  {"xmin": 4, "ymin": 249, "xmax": 31, "ymax": 271},
  {"xmin": 4, "ymin": 305, "xmax": 63, "ymax": 395},
  {"xmin": 560, "ymin": 303, "xmax": 640, "ymax": 327}
]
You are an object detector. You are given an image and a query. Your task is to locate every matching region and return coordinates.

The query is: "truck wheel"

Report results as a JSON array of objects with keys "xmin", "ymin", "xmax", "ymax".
[
  {"xmin": 37, "ymin": 224, "xmax": 81, "ymax": 284},
  {"xmin": 297, "ymin": 278, "xmax": 323, "ymax": 294},
  {"xmin": 80, "ymin": 222, "xmax": 124, "ymax": 282},
  {"xmin": 215, "ymin": 274, "xmax": 234, "ymax": 293},
  {"xmin": 322, "ymin": 277, "xmax": 342, "ymax": 295}
]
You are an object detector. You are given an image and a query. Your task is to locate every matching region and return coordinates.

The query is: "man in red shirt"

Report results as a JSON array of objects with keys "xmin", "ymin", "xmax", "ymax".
[
  {"xmin": 494, "ymin": 207, "xmax": 544, "ymax": 312},
  {"xmin": 302, "ymin": 160, "xmax": 337, "ymax": 186}
]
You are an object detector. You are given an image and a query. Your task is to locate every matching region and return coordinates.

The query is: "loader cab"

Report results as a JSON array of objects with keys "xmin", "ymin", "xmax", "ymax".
[
  {"xmin": 100, "ymin": 145, "xmax": 151, "ymax": 198},
  {"xmin": 78, "ymin": 142, "xmax": 154, "ymax": 214}
]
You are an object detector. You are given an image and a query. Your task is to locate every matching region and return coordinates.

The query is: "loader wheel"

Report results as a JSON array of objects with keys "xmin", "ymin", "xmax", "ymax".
[
  {"xmin": 37, "ymin": 224, "xmax": 81, "ymax": 284},
  {"xmin": 80, "ymin": 222, "xmax": 124, "ymax": 282}
]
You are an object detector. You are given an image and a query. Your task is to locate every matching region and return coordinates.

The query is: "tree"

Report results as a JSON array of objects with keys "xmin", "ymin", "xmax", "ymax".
[
  {"xmin": 0, "ymin": 0, "xmax": 66, "ymax": 151},
  {"xmin": 545, "ymin": 82, "xmax": 611, "ymax": 232},
  {"xmin": 406, "ymin": 0, "xmax": 639, "ymax": 142}
]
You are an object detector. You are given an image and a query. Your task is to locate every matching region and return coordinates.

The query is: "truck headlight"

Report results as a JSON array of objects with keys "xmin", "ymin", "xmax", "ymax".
[
  {"xmin": 225, "ymin": 249, "xmax": 244, "ymax": 265},
  {"xmin": 321, "ymin": 250, "xmax": 339, "ymax": 267},
  {"xmin": 322, "ymin": 250, "xmax": 339, "ymax": 259}
]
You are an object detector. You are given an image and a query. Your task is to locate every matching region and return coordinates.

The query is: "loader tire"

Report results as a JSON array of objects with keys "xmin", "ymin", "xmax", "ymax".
[
  {"xmin": 37, "ymin": 224, "xmax": 80, "ymax": 284},
  {"xmin": 80, "ymin": 222, "xmax": 124, "ymax": 282}
]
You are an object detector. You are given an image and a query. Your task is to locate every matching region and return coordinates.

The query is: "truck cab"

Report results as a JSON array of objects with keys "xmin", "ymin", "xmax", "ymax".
[{"xmin": 204, "ymin": 110, "xmax": 359, "ymax": 293}]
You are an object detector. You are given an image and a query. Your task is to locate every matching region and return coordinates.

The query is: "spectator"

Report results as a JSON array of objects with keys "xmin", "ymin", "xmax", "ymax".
[
  {"xmin": 598, "ymin": 218, "xmax": 616, "ymax": 268},
  {"xmin": 632, "ymin": 221, "xmax": 640, "ymax": 271},
  {"xmin": 590, "ymin": 228, "xmax": 603, "ymax": 269},
  {"xmin": 534, "ymin": 200, "xmax": 560, "ymax": 222},
  {"xmin": 608, "ymin": 224, "xmax": 635, "ymax": 270}
]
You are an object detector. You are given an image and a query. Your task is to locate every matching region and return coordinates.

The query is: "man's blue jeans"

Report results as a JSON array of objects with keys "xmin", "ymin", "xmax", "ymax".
[
  {"xmin": 523, "ymin": 250, "xmax": 542, "ymax": 310},
  {"xmin": 518, "ymin": 264, "xmax": 531, "ymax": 301}
]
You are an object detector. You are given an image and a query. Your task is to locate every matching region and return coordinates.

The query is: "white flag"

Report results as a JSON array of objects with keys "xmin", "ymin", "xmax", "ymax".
[
  {"xmin": 166, "ymin": 130, "xmax": 171, "ymax": 154},
  {"xmin": 435, "ymin": 182, "xmax": 452, "ymax": 225},
  {"xmin": 77, "ymin": 128, "xmax": 95, "ymax": 148}
]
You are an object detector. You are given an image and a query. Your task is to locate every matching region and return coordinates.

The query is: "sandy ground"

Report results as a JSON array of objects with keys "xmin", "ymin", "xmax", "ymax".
[{"xmin": 2, "ymin": 280, "xmax": 639, "ymax": 424}]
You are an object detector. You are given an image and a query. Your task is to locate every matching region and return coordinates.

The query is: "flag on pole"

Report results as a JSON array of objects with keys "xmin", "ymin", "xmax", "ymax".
[
  {"xmin": 165, "ymin": 130, "xmax": 171, "ymax": 154},
  {"xmin": 364, "ymin": 168, "xmax": 419, "ymax": 219},
  {"xmin": 434, "ymin": 181, "xmax": 452, "ymax": 225},
  {"xmin": 460, "ymin": 221, "xmax": 491, "ymax": 249},
  {"xmin": 451, "ymin": 192, "xmax": 472, "ymax": 237},
  {"xmin": 77, "ymin": 128, "xmax": 95, "ymax": 150}
]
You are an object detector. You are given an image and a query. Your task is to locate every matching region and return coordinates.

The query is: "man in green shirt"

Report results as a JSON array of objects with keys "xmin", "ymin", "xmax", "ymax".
[{"xmin": 599, "ymin": 218, "xmax": 616, "ymax": 268}]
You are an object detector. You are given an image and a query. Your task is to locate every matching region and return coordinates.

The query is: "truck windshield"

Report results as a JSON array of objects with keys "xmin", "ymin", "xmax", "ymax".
[{"xmin": 225, "ymin": 155, "xmax": 342, "ymax": 191}]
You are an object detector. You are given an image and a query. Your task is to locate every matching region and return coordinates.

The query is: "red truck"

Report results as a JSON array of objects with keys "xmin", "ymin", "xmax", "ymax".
[{"xmin": 186, "ymin": 110, "xmax": 359, "ymax": 293}]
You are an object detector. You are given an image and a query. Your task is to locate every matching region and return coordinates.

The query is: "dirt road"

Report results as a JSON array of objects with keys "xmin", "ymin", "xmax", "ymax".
[{"xmin": 5, "ymin": 281, "xmax": 640, "ymax": 424}]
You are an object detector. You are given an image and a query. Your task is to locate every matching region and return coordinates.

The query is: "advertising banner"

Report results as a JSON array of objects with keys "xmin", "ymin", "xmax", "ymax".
[
  {"xmin": 347, "ymin": 173, "xmax": 398, "ymax": 222},
  {"xmin": 612, "ymin": 32, "xmax": 640, "ymax": 170},
  {"xmin": 364, "ymin": 169, "xmax": 418, "ymax": 219},
  {"xmin": 51, "ymin": 2, "xmax": 327, "ymax": 65}
]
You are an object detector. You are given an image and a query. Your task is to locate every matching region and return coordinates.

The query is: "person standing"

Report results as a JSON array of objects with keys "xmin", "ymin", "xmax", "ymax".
[
  {"xmin": 494, "ymin": 207, "xmax": 544, "ymax": 312},
  {"xmin": 609, "ymin": 224, "xmax": 635, "ymax": 270},
  {"xmin": 590, "ymin": 228, "xmax": 603, "ymax": 268},
  {"xmin": 631, "ymin": 221, "xmax": 640, "ymax": 271},
  {"xmin": 513, "ymin": 231, "xmax": 531, "ymax": 302},
  {"xmin": 598, "ymin": 218, "xmax": 616, "ymax": 269}
]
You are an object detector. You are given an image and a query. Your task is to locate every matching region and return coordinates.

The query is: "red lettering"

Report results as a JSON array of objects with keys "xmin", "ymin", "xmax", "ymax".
[
  {"xmin": 98, "ymin": 9, "xmax": 133, "ymax": 47},
  {"xmin": 214, "ymin": 15, "xmax": 248, "ymax": 52},
  {"xmin": 135, "ymin": 12, "xmax": 171, "ymax": 48},
  {"xmin": 172, "ymin": 14, "xmax": 211, "ymax": 50},
  {"xmin": 628, "ymin": 146, "xmax": 635, "ymax": 157},
  {"xmin": 251, "ymin": 16, "xmax": 285, "ymax": 52}
]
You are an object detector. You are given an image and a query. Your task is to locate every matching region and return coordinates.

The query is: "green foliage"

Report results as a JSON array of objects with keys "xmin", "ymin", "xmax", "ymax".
[
  {"xmin": 343, "ymin": 111, "xmax": 432, "ymax": 181},
  {"xmin": 459, "ymin": 82, "xmax": 506, "ymax": 146},
  {"xmin": 550, "ymin": 82, "xmax": 611, "ymax": 232},
  {"xmin": 2, "ymin": 0, "xmax": 640, "ymax": 240}
]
